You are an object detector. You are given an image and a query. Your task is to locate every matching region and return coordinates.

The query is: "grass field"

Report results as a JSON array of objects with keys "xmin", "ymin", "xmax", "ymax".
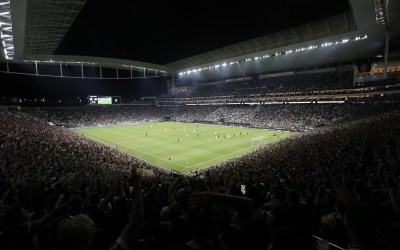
[{"xmin": 74, "ymin": 122, "xmax": 296, "ymax": 174}]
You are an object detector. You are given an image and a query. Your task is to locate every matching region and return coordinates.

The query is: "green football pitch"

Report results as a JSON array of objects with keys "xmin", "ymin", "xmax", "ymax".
[{"xmin": 74, "ymin": 122, "xmax": 296, "ymax": 174}]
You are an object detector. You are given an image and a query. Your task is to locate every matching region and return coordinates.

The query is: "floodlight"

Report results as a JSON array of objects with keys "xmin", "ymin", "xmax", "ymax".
[{"xmin": 373, "ymin": 0, "xmax": 386, "ymax": 24}]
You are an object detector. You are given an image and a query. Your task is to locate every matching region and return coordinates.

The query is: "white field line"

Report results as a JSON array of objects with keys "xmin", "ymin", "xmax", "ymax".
[
  {"xmin": 81, "ymin": 130, "xmax": 189, "ymax": 168},
  {"xmin": 78, "ymin": 124, "xmax": 274, "ymax": 170},
  {"xmin": 190, "ymin": 145, "xmax": 253, "ymax": 168},
  {"xmin": 82, "ymin": 129, "xmax": 250, "ymax": 170}
]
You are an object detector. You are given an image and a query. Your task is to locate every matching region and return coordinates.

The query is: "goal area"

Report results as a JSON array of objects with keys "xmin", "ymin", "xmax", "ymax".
[{"xmin": 251, "ymin": 136, "xmax": 264, "ymax": 146}]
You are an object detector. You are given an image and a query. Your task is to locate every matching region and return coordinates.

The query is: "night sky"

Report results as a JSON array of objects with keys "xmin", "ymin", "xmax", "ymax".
[{"xmin": 56, "ymin": 0, "xmax": 351, "ymax": 65}]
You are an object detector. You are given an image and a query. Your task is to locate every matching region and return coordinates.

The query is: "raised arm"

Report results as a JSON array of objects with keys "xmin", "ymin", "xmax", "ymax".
[
  {"xmin": 98, "ymin": 178, "xmax": 119, "ymax": 212},
  {"xmin": 111, "ymin": 168, "xmax": 144, "ymax": 250}
]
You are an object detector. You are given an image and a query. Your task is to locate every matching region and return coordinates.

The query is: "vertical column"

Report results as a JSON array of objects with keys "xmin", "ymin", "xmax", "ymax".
[
  {"xmin": 353, "ymin": 65, "xmax": 357, "ymax": 87},
  {"xmin": 100, "ymin": 66, "xmax": 103, "ymax": 79},
  {"xmin": 81, "ymin": 63, "xmax": 84, "ymax": 78},
  {"xmin": 383, "ymin": 27, "xmax": 389, "ymax": 79},
  {"xmin": 116, "ymin": 68, "xmax": 119, "ymax": 79},
  {"xmin": 171, "ymin": 75, "xmax": 175, "ymax": 96},
  {"xmin": 383, "ymin": 0, "xmax": 390, "ymax": 79},
  {"xmin": 35, "ymin": 61, "xmax": 38, "ymax": 75},
  {"xmin": 130, "ymin": 67, "xmax": 133, "ymax": 78},
  {"xmin": 60, "ymin": 62, "xmax": 63, "ymax": 77},
  {"xmin": 352, "ymin": 56, "xmax": 356, "ymax": 87},
  {"xmin": 143, "ymin": 68, "xmax": 146, "ymax": 78}
]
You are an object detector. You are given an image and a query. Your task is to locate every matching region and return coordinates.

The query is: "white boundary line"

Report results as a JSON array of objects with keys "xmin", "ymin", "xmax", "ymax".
[
  {"xmin": 80, "ymin": 129, "xmax": 250, "ymax": 170},
  {"xmin": 80, "ymin": 130, "xmax": 190, "ymax": 169},
  {"xmin": 190, "ymin": 145, "xmax": 253, "ymax": 168},
  {"xmin": 76, "ymin": 122, "xmax": 292, "ymax": 171}
]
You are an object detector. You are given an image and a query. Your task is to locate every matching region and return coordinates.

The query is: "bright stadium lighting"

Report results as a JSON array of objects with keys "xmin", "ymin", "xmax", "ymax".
[
  {"xmin": 374, "ymin": 0, "xmax": 386, "ymax": 24},
  {"xmin": 178, "ymin": 34, "xmax": 368, "ymax": 77},
  {"xmin": 0, "ymin": 1, "xmax": 13, "ymax": 60}
]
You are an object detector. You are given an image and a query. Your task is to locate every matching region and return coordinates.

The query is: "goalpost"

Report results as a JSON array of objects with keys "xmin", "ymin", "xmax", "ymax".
[{"xmin": 251, "ymin": 136, "xmax": 263, "ymax": 146}]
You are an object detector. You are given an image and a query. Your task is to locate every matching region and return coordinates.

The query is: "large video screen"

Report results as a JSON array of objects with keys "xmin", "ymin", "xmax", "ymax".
[
  {"xmin": 88, "ymin": 96, "xmax": 121, "ymax": 105},
  {"xmin": 98, "ymin": 97, "xmax": 112, "ymax": 105}
]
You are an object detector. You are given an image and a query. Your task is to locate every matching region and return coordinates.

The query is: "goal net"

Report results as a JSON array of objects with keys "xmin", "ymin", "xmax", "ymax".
[{"xmin": 251, "ymin": 136, "xmax": 263, "ymax": 146}]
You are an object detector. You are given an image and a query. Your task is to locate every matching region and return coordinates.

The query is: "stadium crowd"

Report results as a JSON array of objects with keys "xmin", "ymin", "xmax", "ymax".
[
  {"xmin": 1, "ymin": 101, "xmax": 400, "ymax": 250},
  {"xmin": 187, "ymin": 69, "xmax": 354, "ymax": 98},
  {"xmin": 21, "ymin": 102, "xmax": 400, "ymax": 131}
]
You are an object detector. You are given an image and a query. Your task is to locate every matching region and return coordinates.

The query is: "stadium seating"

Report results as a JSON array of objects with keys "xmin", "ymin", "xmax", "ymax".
[{"xmin": 1, "ymin": 100, "xmax": 400, "ymax": 250}]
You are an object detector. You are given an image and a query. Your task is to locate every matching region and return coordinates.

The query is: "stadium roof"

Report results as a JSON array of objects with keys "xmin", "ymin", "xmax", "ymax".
[{"xmin": 1, "ymin": 0, "xmax": 399, "ymax": 76}]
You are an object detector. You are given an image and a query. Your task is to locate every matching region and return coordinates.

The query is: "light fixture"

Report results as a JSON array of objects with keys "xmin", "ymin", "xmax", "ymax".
[
  {"xmin": 0, "ymin": 0, "xmax": 13, "ymax": 59},
  {"xmin": 373, "ymin": 0, "xmax": 386, "ymax": 25}
]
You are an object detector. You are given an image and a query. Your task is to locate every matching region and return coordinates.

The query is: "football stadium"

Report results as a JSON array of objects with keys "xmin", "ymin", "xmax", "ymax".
[{"xmin": 1, "ymin": 0, "xmax": 400, "ymax": 249}]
